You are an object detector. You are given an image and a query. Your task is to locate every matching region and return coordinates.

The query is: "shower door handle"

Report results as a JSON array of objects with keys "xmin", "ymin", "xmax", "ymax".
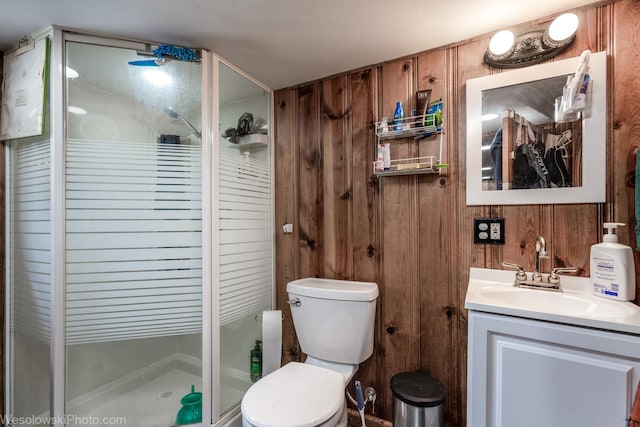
[{"xmin": 287, "ymin": 298, "xmax": 301, "ymax": 307}]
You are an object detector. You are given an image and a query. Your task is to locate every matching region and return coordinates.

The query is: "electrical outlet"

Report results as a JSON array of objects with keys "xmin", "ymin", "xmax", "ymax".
[{"xmin": 474, "ymin": 218, "xmax": 505, "ymax": 244}]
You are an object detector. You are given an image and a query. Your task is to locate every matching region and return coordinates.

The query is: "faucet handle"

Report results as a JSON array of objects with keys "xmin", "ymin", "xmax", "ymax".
[
  {"xmin": 548, "ymin": 267, "xmax": 578, "ymax": 284},
  {"xmin": 501, "ymin": 261, "xmax": 527, "ymax": 281}
]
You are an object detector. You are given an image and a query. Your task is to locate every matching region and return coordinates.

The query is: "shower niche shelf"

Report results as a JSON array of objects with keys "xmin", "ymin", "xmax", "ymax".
[{"xmin": 227, "ymin": 133, "xmax": 268, "ymax": 149}]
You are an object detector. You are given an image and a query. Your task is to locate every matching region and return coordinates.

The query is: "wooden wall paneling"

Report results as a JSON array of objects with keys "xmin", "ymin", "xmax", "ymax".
[
  {"xmin": 378, "ymin": 58, "xmax": 420, "ymax": 419},
  {"xmin": 274, "ymin": 90, "xmax": 300, "ymax": 364},
  {"xmin": 498, "ymin": 205, "xmax": 547, "ymax": 270},
  {"xmin": 348, "ymin": 68, "xmax": 383, "ymax": 414},
  {"xmin": 380, "ymin": 59, "xmax": 416, "ymax": 162},
  {"xmin": 296, "ymin": 83, "xmax": 324, "ymax": 280},
  {"xmin": 451, "ymin": 38, "xmax": 493, "ymax": 276},
  {"xmin": 550, "ymin": 205, "xmax": 598, "ymax": 273},
  {"xmin": 611, "ymin": 0, "xmax": 640, "ymax": 303},
  {"xmin": 379, "ymin": 175, "xmax": 420, "ymax": 419},
  {"xmin": 270, "ymin": 3, "xmax": 640, "ymax": 427},
  {"xmin": 415, "ymin": 49, "xmax": 458, "ymax": 426},
  {"xmin": 450, "ymin": 39, "xmax": 495, "ymax": 427},
  {"xmin": 321, "ymin": 76, "xmax": 353, "ymax": 279}
]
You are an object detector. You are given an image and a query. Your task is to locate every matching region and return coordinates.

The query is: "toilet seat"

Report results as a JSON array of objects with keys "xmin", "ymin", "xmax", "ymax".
[{"xmin": 241, "ymin": 362, "xmax": 345, "ymax": 427}]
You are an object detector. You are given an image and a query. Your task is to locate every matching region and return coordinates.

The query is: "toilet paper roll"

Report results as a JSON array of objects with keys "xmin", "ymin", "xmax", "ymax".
[{"xmin": 261, "ymin": 310, "xmax": 282, "ymax": 377}]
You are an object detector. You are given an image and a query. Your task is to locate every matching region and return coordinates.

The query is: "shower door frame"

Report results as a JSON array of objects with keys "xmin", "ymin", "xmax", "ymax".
[
  {"xmin": 207, "ymin": 53, "xmax": 275, "ymax": 426},
  {"xmin": 48, "ymin": 29, "xmax": 216, "ymax": 426},
  {"xmin": 5, "ymin": 27, "xmax": 274, "ymax": 426}
]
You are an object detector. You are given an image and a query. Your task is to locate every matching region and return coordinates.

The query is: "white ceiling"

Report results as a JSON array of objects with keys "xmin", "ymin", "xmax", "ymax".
[{"xmin": 0, "ymin": 0, "xmax": 602, "ymax": 90}]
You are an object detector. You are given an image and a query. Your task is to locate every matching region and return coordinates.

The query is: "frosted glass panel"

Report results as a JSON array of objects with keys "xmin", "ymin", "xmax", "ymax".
[
  {"xmin": 65, "ymin": 139, "xmax": 202, "ymax": 344},
  {"xmin": 7, "ymin": 137, "xmax": 52, "ymax": 422},
  {"xmin": 64, "ymin": 41, "xmax": 202, "ymax": 426},
  {"xmin": 218, "ymin": 62, "xmax": 272, "ymax": 415}
]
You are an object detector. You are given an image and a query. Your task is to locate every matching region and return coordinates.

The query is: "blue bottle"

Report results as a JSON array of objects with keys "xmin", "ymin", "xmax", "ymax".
[{"xmin": 393, "ymin": 101, "xmax": 404, "ymax": 131}]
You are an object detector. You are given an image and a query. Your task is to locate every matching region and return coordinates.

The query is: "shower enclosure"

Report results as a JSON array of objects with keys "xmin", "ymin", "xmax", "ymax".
[{"xmin": 4, "ymin": 29, "xmax": 273, "ymax": 426}]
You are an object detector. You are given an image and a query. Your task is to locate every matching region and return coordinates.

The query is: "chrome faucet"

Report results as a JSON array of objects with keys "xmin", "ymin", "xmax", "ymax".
[
  {"xmin": 502, "ymin": 235, "xmax": 577, "ymax": 292},
  {"xmin": 533, "ymin": 236, "xmax": 548, "ymax": 282}
]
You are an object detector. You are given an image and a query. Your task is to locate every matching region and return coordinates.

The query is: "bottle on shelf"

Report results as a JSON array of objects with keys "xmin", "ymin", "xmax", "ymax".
[
  {"xmin": 375, "ymin": 145, "xmax": 385, "ymax": 172},
  {"xmin": 383, "ymin": 143, "xmax": 391, "ymax": 171},
  {"xmin": 393, "ymin": 101, "xmax": 403, "ymax": 131}
]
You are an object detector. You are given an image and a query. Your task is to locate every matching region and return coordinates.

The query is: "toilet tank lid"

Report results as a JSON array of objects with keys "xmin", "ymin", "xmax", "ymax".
[{"xmin": 287, "ymin": 278, "xmax": 379, "ymax": 301}]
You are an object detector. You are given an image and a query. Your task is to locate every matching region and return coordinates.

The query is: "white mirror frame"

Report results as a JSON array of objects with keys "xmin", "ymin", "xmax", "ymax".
[{"xmin": 466, "ymin": 51, "xmax": 607, "ymax": 205}]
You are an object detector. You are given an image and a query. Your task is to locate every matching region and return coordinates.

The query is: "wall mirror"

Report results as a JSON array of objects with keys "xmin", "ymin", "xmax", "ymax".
[{"xmin": 466, "ymin": 51, "xmax": 607, "ymax": 205}]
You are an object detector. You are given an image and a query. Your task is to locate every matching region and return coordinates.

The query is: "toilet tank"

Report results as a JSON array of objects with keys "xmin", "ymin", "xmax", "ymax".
[{"xmin": 287, "ymin": 278, "xmax": 378, "ymax": 364}]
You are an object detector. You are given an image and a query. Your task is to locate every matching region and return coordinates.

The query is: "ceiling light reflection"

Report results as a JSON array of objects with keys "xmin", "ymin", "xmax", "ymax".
[
  {"xmin": 143, "ymin": 69, "xmax": 173, "ymax": 86},
  {"xmin": 482, "ymin": 113, "xmax": 499, "ymax": 121},
  {"xmin": 68, "ymin": 106, "xmax": 87, "ymax": 115}
]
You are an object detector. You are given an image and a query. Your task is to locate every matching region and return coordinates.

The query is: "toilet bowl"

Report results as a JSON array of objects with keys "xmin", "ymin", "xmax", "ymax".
[
  {"xmin": 241, "ymin": 362, "xmax": 348, "ymax": 427},
  {"xmin": 241, "ymin": 278, "xmax": 378, "ymax": 427}
]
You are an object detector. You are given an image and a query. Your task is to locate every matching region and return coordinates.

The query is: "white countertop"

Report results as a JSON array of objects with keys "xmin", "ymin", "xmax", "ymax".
[{"xmin": 465, "ymin": 267, "xmax": 640, "ymax": 335}]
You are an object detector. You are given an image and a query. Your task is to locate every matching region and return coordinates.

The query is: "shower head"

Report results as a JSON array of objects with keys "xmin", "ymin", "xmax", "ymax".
[
  {"xmin": 164, "ymin": 107, "xmax": 201, "ymax": 139},
  {"xmin": 164, "ymin": 107, "xmax": 180, "ymax": 119}
]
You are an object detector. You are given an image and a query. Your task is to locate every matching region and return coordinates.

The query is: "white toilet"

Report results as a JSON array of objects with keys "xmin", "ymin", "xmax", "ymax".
[{"xmin": 241, "ymin": 277, "xmax": 379, "ymax": 427}]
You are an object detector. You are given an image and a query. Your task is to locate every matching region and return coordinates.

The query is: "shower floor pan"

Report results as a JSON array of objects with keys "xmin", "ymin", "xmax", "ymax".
[
  {"xmin": 67, "ymin": 354, "xmax": 201, "ymax": 427},
  {"xmin": 65, "ymin": 354, "xmax": 251, "ymax": 427}
]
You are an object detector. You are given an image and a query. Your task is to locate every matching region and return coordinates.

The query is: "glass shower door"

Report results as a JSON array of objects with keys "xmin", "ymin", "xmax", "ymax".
[
  {"xmin": 6, "ymin": 137, "xmax": 52, "ymax": 425},
  {"xmin": 64, "ymin": 40, "xmax": 203, "ymax": 426},
  {"xmin": 216, "ymin": 61, "xmax": 273, "ymax": 415}
]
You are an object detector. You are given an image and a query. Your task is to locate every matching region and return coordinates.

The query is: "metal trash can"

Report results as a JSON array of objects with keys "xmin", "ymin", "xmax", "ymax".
[{"xmin": 390, "ymin": 371, "xmax": 446, "ymax": 427}]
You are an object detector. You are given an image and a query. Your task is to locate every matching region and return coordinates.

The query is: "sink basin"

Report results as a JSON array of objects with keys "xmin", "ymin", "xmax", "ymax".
[
  {"xmin": 465, "ymin": 267, "xmax": 640, "ymax": 334},
  {"xmin": 477, "ymin": 285, "xmax": 639, "ymax": 319}
]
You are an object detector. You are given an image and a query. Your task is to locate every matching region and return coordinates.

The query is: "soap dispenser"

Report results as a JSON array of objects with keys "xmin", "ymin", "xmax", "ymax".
[{"xmin": 590, "ymin": 222, "xmax": 636, "ymax": 301}]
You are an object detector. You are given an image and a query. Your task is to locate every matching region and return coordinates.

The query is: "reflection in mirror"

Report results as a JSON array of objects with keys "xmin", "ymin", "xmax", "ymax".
[
  {"xmin": 466, "ymin": 51, "xmax": 607, "ymax": 205},
  {"xmin": 481, "ymin": 75, "xmax": 581, "ymax": 191}
]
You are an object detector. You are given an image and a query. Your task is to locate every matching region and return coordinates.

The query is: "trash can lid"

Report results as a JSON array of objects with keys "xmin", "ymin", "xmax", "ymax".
[{"xmin": 390, "ymin": 371, "xmax": 446, "ymax": 408}]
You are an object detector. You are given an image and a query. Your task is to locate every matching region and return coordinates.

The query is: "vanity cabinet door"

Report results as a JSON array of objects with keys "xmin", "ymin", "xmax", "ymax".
[{"xmin": 467, "ymin": 311, "xmax": 640, "ymax": 427}]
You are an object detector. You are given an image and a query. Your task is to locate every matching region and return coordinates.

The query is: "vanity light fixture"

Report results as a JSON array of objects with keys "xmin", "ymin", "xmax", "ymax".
[{"xmin": 484, "ymin": 13, "xmax": 579, "ymax": 69}]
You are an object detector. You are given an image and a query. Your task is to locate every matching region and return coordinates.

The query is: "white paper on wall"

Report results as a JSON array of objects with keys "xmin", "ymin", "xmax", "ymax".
[{"xmin": 0, "ymin": 37, "xmax": 49, "ymax": 141}]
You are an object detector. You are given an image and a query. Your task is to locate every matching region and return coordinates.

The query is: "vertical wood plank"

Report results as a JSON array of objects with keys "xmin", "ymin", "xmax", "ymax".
[
  {"xmin": 415, "ymin": 48, "xmax": 458, "ymax": 426},
  {"xmin": 451, "ymin": 38, "xmax": 494, "ymax": 427},
  {"xmin": 378, "ymin": 58, "xmax": 420, "ymax": 418},
  {"xmin": 274, "ymin": 90, "xmax": 300, "ymax": 363},
  {"xmin": 297, "ymin": 83, "xmax": 324, "ymax": 280},
  {"xmin": 349, "ymin": 68, "xmax": 382, "ymax": 413},
  {"xmin": 321, "ymin": 76, "xmax": 353, "ymax": 279},
  {"xmin": 380, "ymin": 59, "xmax": 416, "ymax": 162},
  {"xmin": 611, "ymin": 0, "xmax": 640, "ymax": 303}
]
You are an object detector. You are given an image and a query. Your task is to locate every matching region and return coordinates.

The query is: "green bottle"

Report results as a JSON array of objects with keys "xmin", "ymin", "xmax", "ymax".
[{"xmin": 250, "ymin": 340, "xmax": 262, "ymax": 382}]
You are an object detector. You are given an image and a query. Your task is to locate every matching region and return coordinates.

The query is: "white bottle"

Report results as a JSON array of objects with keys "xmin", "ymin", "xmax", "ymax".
[{"xmin": 590, "ymin": 222, "xmax": 636, "ymax": 301}]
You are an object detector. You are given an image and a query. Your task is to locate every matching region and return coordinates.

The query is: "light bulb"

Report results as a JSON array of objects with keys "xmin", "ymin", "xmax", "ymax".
[
  {"xmin": 489, "ymin": 30, "xmax": 515, "ymax": 56},
  {"xmin": 548, "ymin": 13, "xmax": 579, "ymax": 42}
]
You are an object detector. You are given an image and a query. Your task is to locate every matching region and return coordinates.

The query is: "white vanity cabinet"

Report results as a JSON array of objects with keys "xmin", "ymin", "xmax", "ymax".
[{"xmin": 467, "ymin": 311, "xmax": 640, "ymax": 427}]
